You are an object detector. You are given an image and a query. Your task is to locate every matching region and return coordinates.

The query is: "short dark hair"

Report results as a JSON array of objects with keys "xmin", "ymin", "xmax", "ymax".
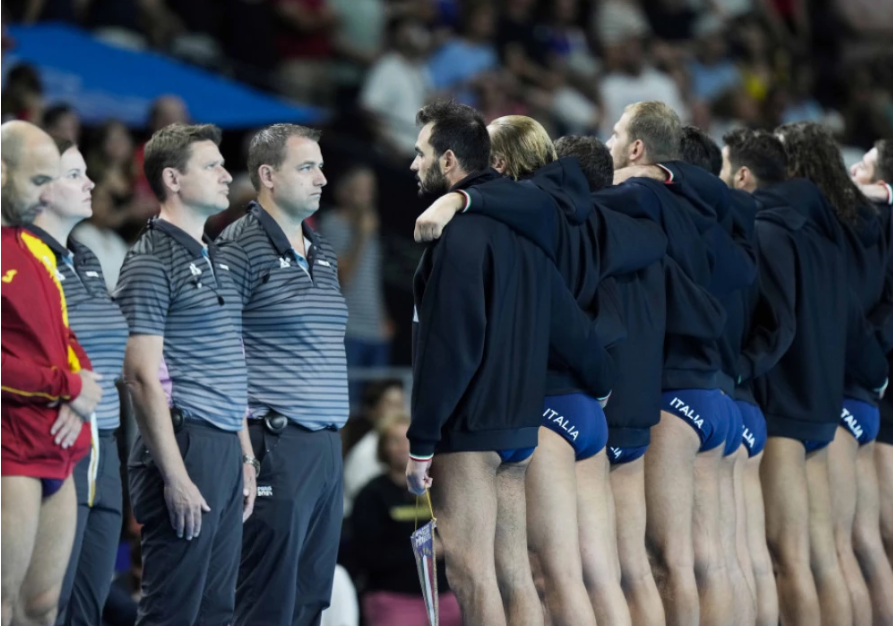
[
  {"xmin": 723, "ymin": 129, "xmax": 787, "ymax": 188},
  {"xmin": 43, "ymin": 104, "xmax": 76, "ymax": 129},
  {"xmin": 554, "ymin": 135, "xmax": 614, "ymax": 192},
  {"xmin": 680, "ymin": 125, "xmax": 722, "ymax": 175},
  {"xmin": 361, "ymin": 378, "xmax": 404, "ymax": 415},
  {"xmin": 625, "ymin": 101, "xmax": 682, "ymax": 162},
  {"xmin": 416, "ymin": 100, "xmax": 490, "ymax": 173},
  {"xmin": 247, "ymin": 124, "xmax": 322, "ymax": 191},
  {"xmin": 52, "ymin": 137, "xmax": 75, "ymax": 156},
  {"xmin": 143, "ymin": 123, "xmax": 222, "ymax": 201},
  {"xmin": 876, "ymin": 139, "xmax": 893, "ymax": 183}
]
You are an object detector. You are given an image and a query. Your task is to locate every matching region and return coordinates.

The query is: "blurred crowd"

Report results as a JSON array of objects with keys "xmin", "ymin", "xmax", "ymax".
[{"xmin": 2, "ymin": 1, "xmax": 892, "ymax": 624}]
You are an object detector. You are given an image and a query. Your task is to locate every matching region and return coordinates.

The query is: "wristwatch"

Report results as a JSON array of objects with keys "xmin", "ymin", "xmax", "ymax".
[{"xmin": 242, "ymin": 454, "xmax": 260, "ymax": 476}]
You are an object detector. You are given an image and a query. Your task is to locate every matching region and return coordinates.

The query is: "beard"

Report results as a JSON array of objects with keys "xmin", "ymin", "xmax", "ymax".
[
  {"xmin": 611, "ymin": 147, "xmax": 630, "ymax": 171},
  {"xmin": 417, "ymin": 162, "xmax": 450, "ymax": 197},
  {"xmin": 0, "ymin": 181, "xmax": 36, "ymax": 226}
]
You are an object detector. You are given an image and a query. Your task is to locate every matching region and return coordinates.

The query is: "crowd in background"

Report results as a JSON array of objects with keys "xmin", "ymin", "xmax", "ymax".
[{"xmin": 2, "ymin": 1, "xmax": 892, "ymax": 624}]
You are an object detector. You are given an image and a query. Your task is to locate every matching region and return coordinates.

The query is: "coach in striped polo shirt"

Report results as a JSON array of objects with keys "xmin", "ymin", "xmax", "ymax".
[
  {"xmin": 216, "ymin": 124, "xmax": 349, "ymax": 626},
  {"xmin": 115, "ymin": 124, "xmax": 256, "ymax": 626}
]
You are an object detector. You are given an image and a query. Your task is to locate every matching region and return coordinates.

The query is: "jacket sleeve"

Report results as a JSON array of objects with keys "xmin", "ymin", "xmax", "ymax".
[
  {"xmin": 408, "ymin": 233, "xmax": 488, "ymax": 459},
  {"xmin": 1, "ymin": 352, "xmax": 83, "ymax": 404},
  {"xmin": 846, "ymin": 289, "xmax": 889, "ymax": 392},
  {"xmin": 868, "ymin": 216, "xmax": 893, "ymax": 354},
  {"xmin": 738, "ymin": 220, "xmax": 797, "ymax": 383},
  {"xmin": 598, "ymin": 211, "xmax": 667, "ymax": 278},
  {"xmin": 463, "ymin": 179, "xmax": 558, "ymax": 260},
  {"xmin": 546, "ymin": 263, "xmax": 616, "ymax": 400}
]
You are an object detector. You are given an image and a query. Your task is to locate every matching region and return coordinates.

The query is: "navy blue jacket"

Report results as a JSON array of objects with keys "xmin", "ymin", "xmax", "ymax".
[
  {"xmin": 462, "ymin": 158, "xmax": 667, "ymax": 397},
  {"xmin": 745, "ymin": 179, "xmax": 886, "ymax": 443},
  {"xmin": 409, "ymin": 170, "xmax": 617, "ymax": 458}
]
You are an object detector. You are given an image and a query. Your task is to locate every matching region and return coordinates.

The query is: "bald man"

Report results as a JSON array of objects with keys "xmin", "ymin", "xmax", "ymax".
[{"xmin": 1, "ymin": 120, "xmax": 103, "ymax": 626}]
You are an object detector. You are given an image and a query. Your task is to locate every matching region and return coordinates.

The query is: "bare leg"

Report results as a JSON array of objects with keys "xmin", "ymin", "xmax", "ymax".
[
  {"xmin": 645, "ymin": 411, "xmax": 700, "ymax": 626},
  {"xmin": 828, "ymin": 427, "xmax": 872, "ymax": 626},
  {"xmin": 525, "ymin": 430, "xmax": 596, "ymax": 626},
  {"xmin": 715, "ymin": 448, "xmax": 755, "ymax": 626},
  {"xmin": 733, "ymin": 447, "xmax": 757, "ymax": 602},
  {"xmin": 875, "ymin": 443, "xmax": 893, "ymax": 565},
  {"xmin": 577, "ymin": 450, "xmax": 631, "ymax": 626},
  {"xmin": 853, "ymin": 441, "xmax": 893, "ymax": 626},
  {"xmin": 744, "ymin": 452, "xmax": 779, "ymax": 626},
  {"xmin": 692, "ymin": 445, "xmax": 735, "ymax": 626},
  {"xmin": 13, "ymin": 476, "xmax": 78, "ymax": 626},
  {"xmin": 807, "ymin": 445, "xmax": 854, "ymax": 626},
  {"xmin": 430, "ymin": 452, "xmax": 506, "ymax": 626},
  {"xmin": 496, "ymin": 455, "xmax": 544, "ymax": 626},
  {"xmin": 610, "ymin": 456, "xmax": 666, "ymax": 626},
  {"xmin": 761, "ymin": 437, "xmax": 819, "ymax": 626},
  {"xmin": 1, "ymin": 477, "xmax": 43, "ymax": 626}
]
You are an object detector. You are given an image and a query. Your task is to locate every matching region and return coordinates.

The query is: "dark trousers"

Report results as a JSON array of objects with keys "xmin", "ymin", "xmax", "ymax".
[
  {"xmin": 235, "ymin": 422, "xmax": 343, "ymax": 626},
  {"xmin": 56, "ymin": 432, "xmax": 123, "ymax": 626},
  {"xmin": 128, "ymin": 420, "xmax": 243, "ymax": 626}
]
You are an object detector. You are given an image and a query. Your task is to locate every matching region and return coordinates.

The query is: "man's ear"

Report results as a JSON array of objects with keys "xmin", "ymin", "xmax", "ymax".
[
  {"xmin": 630, "ymin": 139, "xmax": 646, "ymax": 163},
  {"xmin": 441, "ymin": 149, "xmax": 458, "ymax": 175},
  {"xmin": 258, "ymin": 164, "xmax": 275, "ymax": 190},
  {"xmin": 162, "ymin": 167, "xmax": 180, "ymax": 196},
  {"xmin": 736, "ymin": 166, "xmax": 750, "ymax": 190}
]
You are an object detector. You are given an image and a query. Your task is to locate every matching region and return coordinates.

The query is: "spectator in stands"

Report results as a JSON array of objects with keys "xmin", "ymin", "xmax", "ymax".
[
  {"xmin": 43, "ymin": 103, "xmax": 81, "ymax": 143},
  {"xmin": 360, "ymin": 17, "xmax": 433, "ymax": 157},
  {"xmin": 597, "ymin": 23, "xmax": 687, "ymax": 138},
  {"xmin": 688, "ymin": 14, "xmax": 742, "ymax": 104},
  {"xmin": 319, "ymin": 166, "xmax": 393, "ymax": 387},
  {"xmin": 330, "ymin": 0, "xmax": 386, "ymax": 93},
  {"xmin": 427, "ymin": 2, "xmax": 499, "ymax": 106},
  {"xmin": 349, "ymin": 414, "xmax": 462, "ymax": 626},
  {"xmin": 273, "ymin": 0, "xmax": 338, "ymax": 104},
  {"xmin": 132, "ymin": 95, "xmax": 190, "ymax": 204},
  {"xmin": 342, "ymin": 380, "xmax": 405, "ymax": 516},
  {"xmin": 0, "ymin": 63, "xmax": 44, "ymax": 124}
]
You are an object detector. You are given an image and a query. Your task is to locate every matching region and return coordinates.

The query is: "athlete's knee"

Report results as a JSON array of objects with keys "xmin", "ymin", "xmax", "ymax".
[
  {"xmin": 853, "ymin": 518, "xmax": 884, "ymax": 558},
  {"xmin": 18, "ymin": 590, "xmax": 60, "ymax": 626},
  {"xmin": 443, "ymin": 554, "xmax": 496, "ymax": 602}
]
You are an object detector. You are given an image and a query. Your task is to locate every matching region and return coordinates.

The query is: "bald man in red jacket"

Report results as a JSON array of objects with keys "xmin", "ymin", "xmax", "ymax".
[{"xmin": 1, "ymin": 121, "xmax": 103, "ymax": 626}]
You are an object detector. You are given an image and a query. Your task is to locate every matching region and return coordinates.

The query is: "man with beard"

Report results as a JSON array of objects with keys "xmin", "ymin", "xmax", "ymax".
[
  {"xmin": 1, "ymin": 120, "xmax": 104, "ymax": 625},
  {"xmin": 405, "ymin": 101, "xmax": 617, "ymax": 626}
]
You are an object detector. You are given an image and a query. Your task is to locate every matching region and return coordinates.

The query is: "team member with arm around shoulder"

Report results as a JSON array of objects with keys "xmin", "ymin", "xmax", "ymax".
[
  {"xmin": 1, "ymin": 120, "xmax": 104, "ymax": 626},
  {"xmin": 405, "ymin": 101, "xmax": 616, "ymax": 626},
  {"xmin": 116, "ymin": 123, "xmax": 254, "ymax": 626},
  {"xmin": 216, "ymin": 124, "xmax": 350, "ymax": 626},
  {"xmin": 779, "ymin": 122, "xmax": 893, "ymax": 626},
  {"xmin": 27, "ymin": 137, "xmax": 130, "ymax": 626}
]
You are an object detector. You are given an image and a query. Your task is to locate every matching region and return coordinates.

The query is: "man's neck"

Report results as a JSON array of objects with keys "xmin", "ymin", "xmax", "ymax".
[
  {"xmin": 158, "ymin": 204, "xmax": 207, "ymax": 244},
  {"xmin": 258, "ymin": 194, "xmax": 307, "ymax": 253},
  {"xmin": 446, "ymin": 168, "xmax": 471, "ymax": 189}
]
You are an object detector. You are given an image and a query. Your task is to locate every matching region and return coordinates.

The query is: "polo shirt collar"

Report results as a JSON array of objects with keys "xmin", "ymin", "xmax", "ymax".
[
  {"xmin": 23, "ymin": 223, "xmax": 70, "ymax": 259},
  {"xmin": 149, "ymin": 218, "xmax": 210, "ymax": 257},
  {"xmin": 249, "ymin": 201, "xmax": 319, "ymax": 258}
]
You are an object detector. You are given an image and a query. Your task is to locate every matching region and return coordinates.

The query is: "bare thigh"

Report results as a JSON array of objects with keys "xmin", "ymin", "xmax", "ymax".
[
  {"xmin": 875, "ymin": 443, "xmax": 893, "ymax": 563},
  {"xmin": 16, "ymin": 475, "xmax": 78, "ymax": 624},
  {"xmin": 1, "ymin": 476, "xmax": 43, "ymax": 624}
]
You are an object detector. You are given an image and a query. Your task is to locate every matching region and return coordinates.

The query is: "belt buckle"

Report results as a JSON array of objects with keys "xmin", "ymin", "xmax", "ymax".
[
  {"xmin": 264, "ymin": 414, "xmax": 288, "ymax": 435},
  {"xmin": 171, "ymin": 408, "xmax": 184, "ymax": 433}
]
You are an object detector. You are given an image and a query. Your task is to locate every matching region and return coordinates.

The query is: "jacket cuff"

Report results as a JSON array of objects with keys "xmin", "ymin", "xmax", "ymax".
[
  {"xmin": 463, "ymin": 187, "xmax": 484, "ymax": 213},
  {"xmin": 63, "ymin": 370, "xmax": 82, "ymax": 402},
  {"xmin": 409, "ymin": 439, "xmax": 436, "ymax": 460}
]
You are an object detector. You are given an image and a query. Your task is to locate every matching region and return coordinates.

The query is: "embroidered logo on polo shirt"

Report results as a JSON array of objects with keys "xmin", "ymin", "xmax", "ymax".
[
  {"xmin": 85, "ymin": 271, "xmax": 100, "ymax": 278},
  {"xmin": 279, "ymin": 257, "xmax": 291, "ymax": 269},
  {"xmin": 189, "ymin": 263, "xmax": 202, "ymax": 276},
  {"xmin": 257, "ymin": 485, "xmax": 273, "ymax": 497},
  {"xmin": 218, "ymin": 264, "xmax": 229, "ymax": 271},
  {"xmin": 316, "ymin": 259, "xmax": 331, "ymax": 267}
]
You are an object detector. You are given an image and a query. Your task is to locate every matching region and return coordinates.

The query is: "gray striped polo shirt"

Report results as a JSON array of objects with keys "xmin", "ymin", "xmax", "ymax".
[
  {"xmin": 216, "ymin": 202, "xmax": 349, "ymax": 430},
  {"xmin": 25, "ymin": 225, "xmax": 128, "ymax": 431},
  {"xmin": 114, "ymin": 218, "xmax": 247, "ymax": 432}
]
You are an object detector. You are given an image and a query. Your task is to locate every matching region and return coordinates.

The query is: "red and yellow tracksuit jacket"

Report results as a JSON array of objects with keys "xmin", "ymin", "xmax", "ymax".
[{"xmin": 1, "ymin": 226, "xmax": 93, "ymax": 479}]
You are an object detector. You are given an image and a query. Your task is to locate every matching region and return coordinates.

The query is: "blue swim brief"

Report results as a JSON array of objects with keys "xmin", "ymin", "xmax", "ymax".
[
  {"xmin": 840, "ymin": 398, "xmax": 881, "ymax": 446},
  {"xmin": 736, "ymin": 400, "xmax": 767, "ymax": 457},
  {"xmin": 607, "ymin": 444, "xmax": 649, "ymax": 465},
  {"xmin": 497, "ymin": 447, "xmax": 536, "ymax": 464},
  {"xmin": 542, "ymin": 393, "xmax": 609, "ymax": 461},
  {"xmin": 723, "ymin": 394, "xmax": 743, "ymax": 457},
  {"xmin": 661, "ymin": 388, "xmax": 730, "ymax": 452}
]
